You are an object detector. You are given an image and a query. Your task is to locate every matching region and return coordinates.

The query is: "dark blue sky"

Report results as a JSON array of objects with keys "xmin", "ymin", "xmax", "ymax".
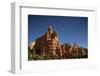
[{"xmin": 28, "ymin": 15, "xmax": 88, "ymax": 48}]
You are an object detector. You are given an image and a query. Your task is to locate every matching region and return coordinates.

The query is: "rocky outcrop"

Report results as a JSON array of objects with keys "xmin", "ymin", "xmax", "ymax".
[{"xmin": 28, "ymin": 25, "xmax": 88, "ymax": 60}]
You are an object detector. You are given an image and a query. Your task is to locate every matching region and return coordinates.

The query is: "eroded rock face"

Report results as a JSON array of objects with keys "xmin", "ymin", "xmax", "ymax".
[
  {"xmin": 28, "ymin": 25, "xmax": 88, "ymax": 60},
  {"xmin": 34, "ymin": 25, "xmax": 62, "ymax": 59}
]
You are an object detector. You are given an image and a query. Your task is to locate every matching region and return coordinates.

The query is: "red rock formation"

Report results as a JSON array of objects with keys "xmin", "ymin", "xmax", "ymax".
[
  {"xmin": 28, "ymin": 25, "xmax": 88, "ymax": 60},
  {"xmin": 34, "ymin": 25, "xmax": 62, "ymax": 59}
]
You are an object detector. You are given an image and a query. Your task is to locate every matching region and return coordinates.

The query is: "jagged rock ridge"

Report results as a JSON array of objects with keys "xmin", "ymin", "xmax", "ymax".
[{"xmin": 28, "ymin": 25, "xmax": 88, "ymax": 60}]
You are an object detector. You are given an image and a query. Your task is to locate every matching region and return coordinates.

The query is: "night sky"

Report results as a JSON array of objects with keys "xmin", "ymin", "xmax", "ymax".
[{"xmin": 28, "ymin": 15, "xmax": 88, "ymax": 48}]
